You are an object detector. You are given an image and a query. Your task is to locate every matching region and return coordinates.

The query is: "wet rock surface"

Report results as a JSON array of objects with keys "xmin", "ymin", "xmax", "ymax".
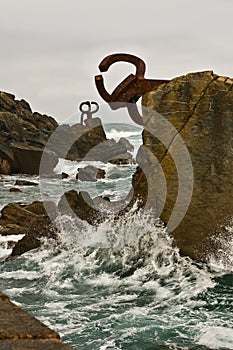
[
  {"xmin": 0, "ymin": 91, "xmax": 58, "ymax": 175},
  {"xmin": 58, "ymin": 189, "xmax": 105, "ymax": 225},
  {"xmin": 132, "ymin": 71, "xmax": 233, "ymax": 261},
  {"xmin": 76, "ymin": 165, "xmax": 106, "ymax": 182},
  {"xmin": 0, "ymin": 91, "xmax": 134, "ymax": 175},
  {"xmin": 0, "ymin": 201, "xmax": 58, "ymax": 259},
  {"xmin": 0, "ymin": 190, "xmax": 107, "ymax": 258},
  {"xmin": 0, "ymin": 292, "xmax": 73, "ymax": 349},
  {"xmin": 15, "ymin": 179, "xmax": 38, "ymax": 186}
]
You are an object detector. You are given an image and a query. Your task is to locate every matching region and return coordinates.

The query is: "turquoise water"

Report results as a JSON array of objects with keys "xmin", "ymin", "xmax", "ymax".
[{"xmin": 0, "ymin": 124, "xmax": 232, "ymax": 349}]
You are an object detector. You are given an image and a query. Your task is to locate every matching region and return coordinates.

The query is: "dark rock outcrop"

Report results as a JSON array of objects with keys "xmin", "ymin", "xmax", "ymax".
[
  {"xmin": 0, "ymin": 201, "xmax": 58, "ymax": 258},
  {"xmin": 0, "ymin": 292, "xmax": 73, "ymax": 349},
  {"xmin": 9, "ymin": 187, "xmax": 22, "ymax": 193},
  {"xmin": 15, "ymin": 179, "xmax": 38, "ymax": 186},
  {"xmin": 9, "ymin": 216, "xmax": 57, "ymax": 259},
  {"xmin": 82, "ymin": 137, "xmax": 134, "ymax": 163},
  {"xmin": 46, "ymin": 117, "xmax": 108, "ymax": 161},
  {"xmin": 76, "ymin": 165, "xmax": 106, "ymax": 182},
  {"xmin": 58, "ymin": 190, "xmax": 105, "ymax": 225},
  {"xmin": 118, "ymin": 137, "xmax": 134, "ymax": 152},
  {"xmin": 0, "ymin": 190, "xmax": 106, "ymax": 258},
  {"xmin": 0, "ymin": 91, "xmax": 134, "ymax": 174},
  {"xmin": 132, "ymin": 71, "xmax": 233, "ymax": 261},
  {"xmin": 0, "ymin": 91, "xmax": 58, "ymax": 175}
]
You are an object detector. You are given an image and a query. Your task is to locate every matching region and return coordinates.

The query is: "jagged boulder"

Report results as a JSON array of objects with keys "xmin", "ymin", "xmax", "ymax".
[
  {"xmin": 132, "ymin": 71, "xmax": 233, "ymax": 261},
  {"xmin": 82, "ymin": 137, "xmax": 134, "ymax": 163},
  {"xmin": 118, "ymin": 137, "xmax": 134, "ymax": 152},
  {"xmin": 58, "ymin": 190, "xmax": 105, "ymax": 225},
  {"xmin": 0, "ymin": 92, "xmax": 59, "ymax": 175},
  {"xmin": 46, "ymin": 117, "xmax": 108, "ymax": 161},
  {"xmin": 76, "ymin": 165, "xmax": 106, "ymax": 182},
  {"xmin": 9, "ymin": 216, "xmax": 57, "ymax": 259},
  {"xmin": 0, "ymin": 92, "xmax": 109, "ymax": 174},
  {"xmin": 0, "ymin": 201, "xmax": 58, "ymax": 258}
]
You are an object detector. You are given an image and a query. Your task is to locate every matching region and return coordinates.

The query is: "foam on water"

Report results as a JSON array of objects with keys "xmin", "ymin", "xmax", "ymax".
[
  {"xmin": 0, "ymin": 210, "xmax": 232, "ymax": 350},
  {"xmin": 0, "ymin": 123, "xmax": 232, "ymax": 349},
  {"xmin": 197, "ymin": 327, "xmax": 233, "ymax": 349}
]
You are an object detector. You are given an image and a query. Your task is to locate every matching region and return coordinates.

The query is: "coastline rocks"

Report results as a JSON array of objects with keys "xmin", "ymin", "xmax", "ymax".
[
  {"xmin": 46, "ymin": 117, "xmax": 108, "ymax": 161},
  {"xmin": 58, "ymin": 190, "xmax": 105, "ymax": 225},
  {"xmin": 118, "ymin": 137, "xmax": 134, "ymax": 152},
  {"xmin": 76, "ymin": 165, "xmax": 106, "ymax": 182},
  {"xmin": 83, "ymin": 137, "xmax": 134, "ymax": 163},
  {"xmin": 12, "ymin": 144, "xmax": 58, "ymax": 175},
  {"xmin": 9, "ymin": 187, "xmax": 22, "ymax": 193},
  {"xmin": 0, "ymin": 291, "xmax": 73, "ymax": 349},
  {"xmin": 0, "ymin": 92, "xmax": 108, "ymax": 174},
  {"xmin": 132, "ymin": 71, "xmax": 233, "ymax": 261},
  {"xmin": 0, "ymin": 201, "xmax": 58, "ymax": 258},
  {"xmin": 0, "ymin": 91, "xmax": 135, "ymax": 175},
  {"xmin": 0, "ymin": 157, "xmax": 11, "ymax": 175},
  {"xmin": 9, "ymin": 216, "xmax": 57, "ymax": 259},
  {"xmin": 0, "ymin": 92, "xmax": 58, "ymax": 175},
  {"xmin": 15, "ymin": 179, "xmax": 38, "ymax": 186}
]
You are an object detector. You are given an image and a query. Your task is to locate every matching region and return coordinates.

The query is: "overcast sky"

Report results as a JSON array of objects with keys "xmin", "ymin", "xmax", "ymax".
[{"xmin": 0, "ymin": 0, "xmax": 233, "ymax": 123}]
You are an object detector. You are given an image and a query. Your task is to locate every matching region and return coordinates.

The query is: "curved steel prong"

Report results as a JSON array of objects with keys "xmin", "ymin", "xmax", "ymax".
[
  {"xmin": 90, "ymin": 101, "xmax": 99, "ymax": 114},
  {"xmin": 94, "ymin": 53, "xmax": 170, "ymax": 126},
  {"xmin": 79, "ymin": 101, "xmax": 91, "ymax": 113},
  {"xmin": 95, "ymin": 75, "xmax": 112, "ymax": 103},
  {"xmin": 98, "ymin": 53, "xmax": 146, "ymax": 78}
]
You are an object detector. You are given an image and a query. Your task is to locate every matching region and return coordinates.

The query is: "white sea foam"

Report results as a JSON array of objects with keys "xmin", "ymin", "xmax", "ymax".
[
  {"xmin": 106, "ymin": 128, "xmax": 141, "ymax": 142},
  {"xmin": 197, "ymin": 326, "xmax": 233, "ymax": 349},
  {"xmin": 0, "ymin": 200, "xmax": 232, "ymax": 349}
]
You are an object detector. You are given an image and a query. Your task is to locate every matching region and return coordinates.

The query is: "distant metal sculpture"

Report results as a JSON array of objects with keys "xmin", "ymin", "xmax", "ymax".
[
  {"xmin": 79, "ymin": 101, "xmax": 99, "ymax": 125},
  {"xmin": 95, "ymin": 53, "xmax": 169, "ymax": 125}
]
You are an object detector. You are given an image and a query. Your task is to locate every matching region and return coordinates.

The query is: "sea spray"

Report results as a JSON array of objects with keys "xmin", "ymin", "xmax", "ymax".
[
  {"xmin": 0, "ymin": 123, "xmax": 232, "ymax": 349},
  {"xmin": 1, "ymin": 209, "xmax": 232, "ymax": 349}
]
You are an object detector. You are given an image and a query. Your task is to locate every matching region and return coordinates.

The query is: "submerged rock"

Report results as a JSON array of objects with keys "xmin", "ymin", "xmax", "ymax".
[
  {"xmin": 132, "ymin": 71, "xmax": 233, "ymax": 261},
  {"xmin": 15, "ymin": 179, "xmax": 38, "ymax": 186},
  {"xmin": 9, "ymin": 187, "xmax": 22, "ymax": 193}
]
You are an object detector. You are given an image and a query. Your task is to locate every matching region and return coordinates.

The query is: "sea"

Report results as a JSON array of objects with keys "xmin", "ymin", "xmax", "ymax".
[{"xmin": 0, "ymin": 123, "xmax": 232, "ymax": 350}]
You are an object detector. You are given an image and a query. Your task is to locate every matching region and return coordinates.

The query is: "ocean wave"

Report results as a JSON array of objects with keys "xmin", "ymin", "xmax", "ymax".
[
  {"xmin": 0, "ymin": 210, "xmax": 232, "ymax": 349},
  {"xmin": 106, "ymin": 128, "xmax": 141, "ymax": 141}
]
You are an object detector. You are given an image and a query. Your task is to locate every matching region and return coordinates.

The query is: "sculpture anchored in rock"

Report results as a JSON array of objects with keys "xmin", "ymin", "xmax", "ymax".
[
  {"xmin": 79, "ymin": 101, "xmax": 99, "ymax": 125},
  {"xmin": 95, "ymin": 53, "xmax": 233, "ymax": 262},
  {"xmin": 95, "ymin": 53, "xmax": 169, "ymax": 125}
]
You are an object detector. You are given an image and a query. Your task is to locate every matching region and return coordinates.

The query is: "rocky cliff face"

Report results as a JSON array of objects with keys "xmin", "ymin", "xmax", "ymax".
[
  {"xmin": 0, "ymin": 92, "xmax": 109, "ymax": 175},
  {"xmin": 0, "ymin": 91, "xmax": 133, "ymax": 174},
  {"xmin": 132, "ymin": 71, "xmax": 233, "ymax": 261},
  {"xmin": 0, "ymin": 91, "xmax": 59, "ymax": 175}
]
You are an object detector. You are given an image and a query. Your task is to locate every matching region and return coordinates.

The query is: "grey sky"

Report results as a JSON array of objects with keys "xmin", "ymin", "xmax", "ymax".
[{"xmin": 0, "ymin": 0, "xmax": 233, "ymax": 123}]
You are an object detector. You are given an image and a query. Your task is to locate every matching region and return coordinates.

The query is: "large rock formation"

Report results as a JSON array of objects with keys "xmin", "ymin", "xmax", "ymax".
[
  {"xmin": 0, "ymin": 292, "xmax": 73, "ymax": 349},
  {"xmin": 46, "ymin": 117, "xmax": 108, "ymax": 161},
  {"xmin": 0, "ymin": 190, "xmax": 107, "ymax": 258},
  {"xmin": 0, "ymin": 201, "xmax": 58, "ymax": 258},
  {"xmin": 132, "ymin": 71, "xmax": 233, "ymax": 261},
  {"xmin": 0, "ymin": 91, "xmax": 133, "ymax": 174},
  {"xmin": 0, "ymin": 91, "xmax": 58, "ymax": 175},
  {"xmin": 76, "ymin": 165, "xmax": 106, "ymax": 182}
]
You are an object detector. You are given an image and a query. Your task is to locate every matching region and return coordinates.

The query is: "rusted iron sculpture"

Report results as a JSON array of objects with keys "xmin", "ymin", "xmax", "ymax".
[
  {"xmin": 79, "ymin": 101, "xmax": 99, "ymax": 125},
  {"xmin": 95, "ymin": 53, "xmax": 169, "ymax": 125}
]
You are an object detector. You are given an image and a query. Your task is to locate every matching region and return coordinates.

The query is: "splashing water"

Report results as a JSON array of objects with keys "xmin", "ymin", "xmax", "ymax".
[
  {"xmin": 0, "ymin": 209, "xmax": 232, "ymax": 350},
  {"xmin": 0, "ymin": 123, "xmax": 232, "ymax": 349}
]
